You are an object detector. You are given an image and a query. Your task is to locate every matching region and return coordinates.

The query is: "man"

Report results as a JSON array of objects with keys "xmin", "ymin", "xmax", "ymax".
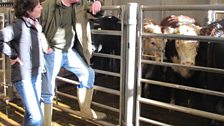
[{"xmin": 39, "ymin": 0, "xmax": 102, "ymax": 125}]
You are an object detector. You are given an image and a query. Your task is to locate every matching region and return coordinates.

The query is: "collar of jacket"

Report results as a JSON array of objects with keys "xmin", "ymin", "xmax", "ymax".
[
  {"xmin": 22, "ymin": 17, "xmax": 42, "ymax": 32},
  {"xmin": 56, "ymin": 0, "xmax": 81, "ymax": 6}
]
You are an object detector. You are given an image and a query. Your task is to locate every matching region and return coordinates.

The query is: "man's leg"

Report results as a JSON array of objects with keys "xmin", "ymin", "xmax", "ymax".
[
  {"xmin": 64, "ymin": 49, "xmax": 99, "ymax": 119},
  {"xmin": 77, "ymin": 87, "xmax": 98, "ymax": 119},
  {"xmin": 41, "ymin": 52, "xmax": 62, "ymax": 126},
  {"xmin": 41, "ymin": 73, "xmax": 53, "ymax": 126}
]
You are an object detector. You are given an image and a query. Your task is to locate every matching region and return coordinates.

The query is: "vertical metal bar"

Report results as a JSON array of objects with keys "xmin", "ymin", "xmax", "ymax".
[
  {"xmin": 6, "ymin": 8, "xmax": 13, "ymax": 100},
  {"xmin": 135, "ymin": 4, "xmax": 143, "ymax": 126},
  {"xmin": 3, "ymin": 55, "xmax": 6, "ymax": 96},
  {"xmin": 119, "ymin": 5, "xmax": 125, "ymax": 126},
  {"xmin": 121, "ymin": 3, "xmax": 138, "ymax": 126},
  {"xmin": 0, "ymin": 13, "xmax": 6, "ymax": 97}
]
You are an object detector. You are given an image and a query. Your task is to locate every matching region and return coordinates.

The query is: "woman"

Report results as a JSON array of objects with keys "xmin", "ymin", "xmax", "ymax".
[{"xmin": 0, "ymin": 0, "xmax": 43, "ymax": 125}]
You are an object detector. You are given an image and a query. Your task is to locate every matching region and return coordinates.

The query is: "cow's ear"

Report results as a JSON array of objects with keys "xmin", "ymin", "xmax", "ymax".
[
  {"xmin": 175, "ymin": 41, "xmax": 181, "ymax": 47},
  {"xmin": 196, "ymin": 41, "xmax": 199, "ymax": 47},
  {"xmin": 195, "ymin": 26, "xmax": 202, "ymax": 35},
  {"xmin": 173, "ymin": 28, "xmax": 178, "ymax": 34},
  {"xmin": 163, "ymin": 27, "xmax": 175, "ymax": 34}
]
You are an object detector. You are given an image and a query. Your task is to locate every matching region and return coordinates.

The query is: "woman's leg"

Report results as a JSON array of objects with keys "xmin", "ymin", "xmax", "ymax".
[{"xmin": 14, "ymin": 75, "xmax": 43, "ymax": 126}]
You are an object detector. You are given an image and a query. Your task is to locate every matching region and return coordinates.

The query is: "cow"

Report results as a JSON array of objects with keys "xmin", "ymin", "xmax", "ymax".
[
  {"xmin": 200, "ymin": 19, "xmax": 224, "ymax": 125},
  {"xmin": 161, "ymin": 15, "xmax": 201, "ymax": 76},
  {"xmin": 90, "ymin": 16, "xmax": 121, "ymax": 73},
  {"xmin": 159, "ymin": 15, "xmax": 203, "ymax": 107},
  {"xmin": 142, "ymin": 19, "xmax": 167, "ymax": 61},
  {"xmin": 141, "ymin": 19, "xmax": 170, "ymax": 102},
  {"xmin": 164, "ymin": 23, "xmax": 201, "ymax": 78},
  {"xmin": 89, "ymin": 16, "xmax": 121, "ymax": 90}
]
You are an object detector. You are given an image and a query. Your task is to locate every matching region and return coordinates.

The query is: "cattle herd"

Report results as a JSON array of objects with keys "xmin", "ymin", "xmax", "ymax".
[
  {"xmin": 90, "ymin": 15, "xmax": 224, "ymax": 124},
  {"xmin": 142, "ymin": 15, "xmax": 224, "ymax": 124}
]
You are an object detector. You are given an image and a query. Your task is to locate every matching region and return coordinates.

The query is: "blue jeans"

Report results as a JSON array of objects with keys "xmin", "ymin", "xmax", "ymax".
[
  {"xmin": 14, "ymin": 74, "xmax": 43, "ymax": 126},
  {"xmin": 41, "ymin": 49, "xmax": 95, "ymax": 104}
]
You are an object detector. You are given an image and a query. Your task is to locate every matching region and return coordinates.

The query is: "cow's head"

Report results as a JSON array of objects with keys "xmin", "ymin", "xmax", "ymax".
[
  {"xmin": 200, "ymin": 20, "xmax": 224, "ymax": 37},
  {"xmin": 143, "ymin": 19, "xmax": 166, "ymax": 61},
  {"xmin": 161, "ymin": 15, "xmax": 201, "ymax": 78},
  {"xmin": 171, "ymin": 24, "xmax": 200, "ymax": 78},
  {"xmin": 174, "ymin": 24, "xmax": 200, "ymax": 65}
]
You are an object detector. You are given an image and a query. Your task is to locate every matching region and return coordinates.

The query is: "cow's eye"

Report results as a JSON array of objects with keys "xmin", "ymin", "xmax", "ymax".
[
  {"xmin": 151, "ymin": 42, "xmax": 155, "ymax": 45},
  {"xmin": 176, "ymin": 41, "xmax": 180, "ymax": 47}
]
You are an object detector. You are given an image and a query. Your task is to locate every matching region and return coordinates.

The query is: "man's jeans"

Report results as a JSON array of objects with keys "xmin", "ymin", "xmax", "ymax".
[
  {"xmin": 41, "ymin": 49, "xmax": 95, "ymax": 104},
  {"xmin": 14, "ymin": 74, "xmax": 43, "ymax": 126}
]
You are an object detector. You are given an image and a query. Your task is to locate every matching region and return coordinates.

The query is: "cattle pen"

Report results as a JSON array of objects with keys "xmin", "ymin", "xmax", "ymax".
[{"xmin": 1, "ymin": 1, "xmax": 224, "ymax": 126}]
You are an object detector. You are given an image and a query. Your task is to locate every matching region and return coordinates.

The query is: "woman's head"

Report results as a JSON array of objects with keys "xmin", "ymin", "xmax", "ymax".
[{"xmin": 14, "ymin": 0, "xmax": 42, "ymax": 18}]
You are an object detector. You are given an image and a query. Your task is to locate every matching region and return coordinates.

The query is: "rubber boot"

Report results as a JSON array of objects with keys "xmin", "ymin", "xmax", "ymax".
[
  {"xmin": 77, "ymin": 88, "xmax": 98, "ymax": 119},
  {"xmin": 41, "ymin": 103, "xmax": 52, "ymax": 126}
]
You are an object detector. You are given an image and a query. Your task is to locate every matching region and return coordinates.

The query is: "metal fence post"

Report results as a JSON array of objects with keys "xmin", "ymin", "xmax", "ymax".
[{"xmin": 121, "ymin": 3, "xmax": 138, "ymax": 126}]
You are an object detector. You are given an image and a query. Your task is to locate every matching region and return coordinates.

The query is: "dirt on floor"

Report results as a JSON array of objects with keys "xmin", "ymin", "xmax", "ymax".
[
  {"xmin": 0, "ymin": 84, "xmax": 119, "ymax": 126},
  {"xmin": 1, "ymin": 73, "xmax": 224, "ymax": 126},
  {"xmin": 0, "ymin": 98, "xmax": 106, "ymax": 126}
]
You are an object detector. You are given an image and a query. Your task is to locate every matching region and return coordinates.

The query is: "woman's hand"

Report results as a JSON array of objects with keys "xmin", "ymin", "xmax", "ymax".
[
  {"xmin": 46, "ymin": 48, "xmax": 53, "ymax": 54},
  {"xmin": 10, "ymin": 57, "xmax": 23, "ymax": 65}
]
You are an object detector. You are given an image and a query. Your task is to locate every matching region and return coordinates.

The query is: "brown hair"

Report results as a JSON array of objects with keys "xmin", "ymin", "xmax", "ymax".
[{"xmin": 14, "ymin": 0, "xmax": 40, "ymax": 18}]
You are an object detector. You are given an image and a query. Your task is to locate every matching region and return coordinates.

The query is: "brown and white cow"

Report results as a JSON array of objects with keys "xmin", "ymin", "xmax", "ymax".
[
  {"xmin": 161, "ymin": 15, "xmax": 201, "ymax": 78},
  {"xmin": 159, "ymin": 15, "xmax": 202, "ymax": 107},
  {"xmin": 143, "ymin": 19, "xmax": 166, "ymax": 62},
  {"xmin": 142, "ymin": 19, "xmax": 169, "ymax": 101},
  {"xmin": 142, "ymin": 16, "xmax": 202, "ymax": 105}
]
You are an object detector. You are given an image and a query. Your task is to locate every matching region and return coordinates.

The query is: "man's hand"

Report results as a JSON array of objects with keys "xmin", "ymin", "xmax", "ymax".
[
  {"xmin": 10, "ymin": 57, "xmax": 23, "ymax": 65},
  {"xmin": 167, "ymin": 15, "xmax": 179, "ymax": 24},
  {"xmin": 90, "ymin": 1, "xmax": 101, "ymax": 15}
]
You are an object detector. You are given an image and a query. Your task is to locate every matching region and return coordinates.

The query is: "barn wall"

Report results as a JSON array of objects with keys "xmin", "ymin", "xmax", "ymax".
[
  {"xmin": 104, "ymin": 0, "xmax": 224, "ymax": 26},
  {"xmin": 210, "ymin": 0, "xmax": 224, "ymax": 4}
]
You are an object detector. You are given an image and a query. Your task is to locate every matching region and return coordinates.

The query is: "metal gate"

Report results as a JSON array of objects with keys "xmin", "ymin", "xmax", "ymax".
[
  {"xmin": 54, "ymin": 4, "xmax": 126, "ymax": 126},
  {"xmin": 53, "ymin": 3, "xmax": 224, "ymax": 126},
  {"xmin": 136, "ymin": 4, "xmax": 224, "ymax": 126},
  {"xmin": 1, "ymin": 3, "xmax": 224, "ymax": 126},
  {"xmin": 53, "ymin": 3, "xmax": 139, "ymax": 126},
  {"xmin": 0, "ymin": 3, "xmax": 15, "ymax": 103}
]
